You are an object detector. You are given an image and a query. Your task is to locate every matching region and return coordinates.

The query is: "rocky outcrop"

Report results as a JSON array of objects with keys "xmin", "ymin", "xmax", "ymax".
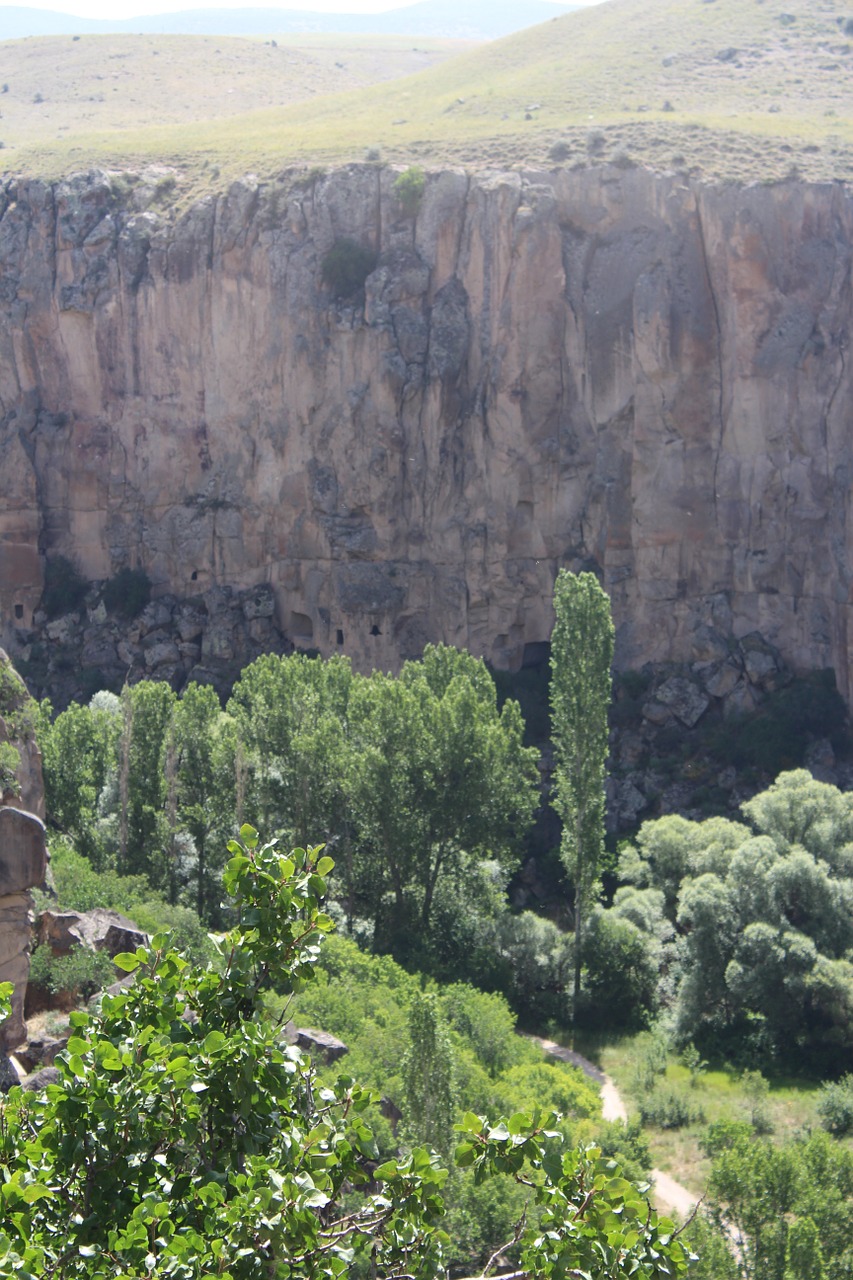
[
  {"xmin": 0, "ymin": 166, "xmax": 851, "ymax": 698},
  {"xmin": 0, "ymin": 807, "xmax": 47, "ymax": 1050},
  {"xmin": 0, "ymin": 654, "xmax": 47, "ymax": 1050},
  {"xmin": 24, "ymin": 580, "xmax": 289, "ymax": 706},
  {"xmin": 37, "ymin": 907, "xmax": 148, "ymax": 959}
]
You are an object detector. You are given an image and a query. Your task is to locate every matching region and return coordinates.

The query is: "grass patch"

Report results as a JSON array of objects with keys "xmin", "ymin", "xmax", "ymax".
[
  {"xmin": 571, "ymin": 1029, "xmax": 837, "ymax": 1197},
  {"xmin": 2, "ymin": 0, "xmax": 851, "ymax": 186}
]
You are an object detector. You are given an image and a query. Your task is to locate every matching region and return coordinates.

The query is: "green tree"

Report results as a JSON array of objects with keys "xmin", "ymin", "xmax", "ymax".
[
  {"xmin": 549, "ymin": 570, "xmax": 614, "ymax": 1018},
  {"xmin": 394, "ymin": 165, "xmax": 426, "ymax": 216},
  {"xmin": 348, "ymin": 647, "xmax": 538, "ymax": 955},
  {"xmin": 172, "ymin": 682, "xmax": 237, "ymax": 922},
  {"xmin": 581, "ymin": 909, "xmax": 658, "ymax": 1030},
  {"xmin": 403, "ymin": 992, "xmax": 457, "ymax": 1158},
  {"xmin": 701, "ymin": 1124, "xmax": 853, "ymax": 1280},
  {"xmin": 120, "ymin": 680, "xmax": 177, "ymax": 890},
  {"xmin": 39, "ymin": 694, "xmax": 121, "ymax": 868},
  {"xmin": 0, "ymin": 833, "xmax": 693, "ymax": 1280},
  {"xmin": 399, "ymin": 645, "xmax": 539, "ymax": 932},
  {"xmin": 228, "ymin": 653, "xmax": 353, "ymax": 851}
]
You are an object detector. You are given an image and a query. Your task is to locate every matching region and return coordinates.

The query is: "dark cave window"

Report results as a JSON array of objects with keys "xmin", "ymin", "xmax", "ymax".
[
  {"xmin": 370, "ymin": 624, "xmax": 381, "ymax": 636},
  {"xmin": 14, "ymin": 604, "xmax": 23, "ymax": 620},
  {"xmin": 336, "ymin": 629, "xmax": 344, "ymax": 645}
]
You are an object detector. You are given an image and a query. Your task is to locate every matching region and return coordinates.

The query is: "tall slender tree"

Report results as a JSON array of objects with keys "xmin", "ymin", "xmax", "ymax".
[{"xmin": 549, "ymin": 570, "xmax": 614, "ymax": 1021}]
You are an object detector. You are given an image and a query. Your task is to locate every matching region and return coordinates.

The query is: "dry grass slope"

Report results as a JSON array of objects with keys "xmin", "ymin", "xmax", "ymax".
[{"xmin": 1, "ymin": 0, "xmax": 851, "ymax": 187}]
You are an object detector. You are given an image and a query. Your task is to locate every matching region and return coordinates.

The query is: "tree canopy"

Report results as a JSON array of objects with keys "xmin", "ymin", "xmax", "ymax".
[
  {"xmin": 549, "ymin": 570, "xmax": 614, "ymax": 1015},
  {"xmin": 613, "ymin": 771, "xmax": 853, "ymax": 1068}
]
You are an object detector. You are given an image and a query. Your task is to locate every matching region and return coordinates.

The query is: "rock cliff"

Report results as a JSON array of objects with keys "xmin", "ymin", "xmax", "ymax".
[
  {"xmin": 1, "ymin": 166, "xmax": 851, "ymax": 699},
  {"xmin": 0, "ymin": 653, "xmax": 46, "ymax": 1050}
]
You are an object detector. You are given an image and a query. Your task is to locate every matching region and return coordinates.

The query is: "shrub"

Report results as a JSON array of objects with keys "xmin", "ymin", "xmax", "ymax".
[
  {"xmin": 41, "ymin": 554, "xmax": 87, "ymax": 619},
  {"xmin": 630, "ymin": 1030, "xmax": 669, "ymax": 1094},
  {"xmin": 548, "ymin": 140, "xmax": 572, "ymax": 162},
  {"xmin": 27, "ymin": 944, "xmax": 116, "ymax": 1004},
  {"xmin": 128, "ymin": 900, "xmax": 218, "ymax": 968},
  {"xmin": 816, "ymin": 1073, "xmax": 853, "ymax": 1136},
  {"xmin": 708, "ymin": 670, "xmax": 847, "ymax": 775},
  {"xmin": 742, "ymin": 1068, "xmax": 773, "ymax": 1134},
  {"xmin": 103, "ymin": 566, "xmax": 151, "ymax": 619},
  {"xmin": 639, "ymin": 1086, "xmax": 704, "ymax": 1129},
  {"xmin": 0, "ymin": 741, "xmax": 21, "ymax": 796},
  {"xmin": 321, "ymin": 238, "xmax": 377, "ymax": 299},
  {"xmin": 43, "ymin": 842, "xmax": 152, "ymax": 915},
  {"xmin": 394, "ymin": 165, "xmax": 426, "ymax": 216},
  {"xmin": 680, "ymin": 1042, "xmax": 708, "ymax": 1087}
]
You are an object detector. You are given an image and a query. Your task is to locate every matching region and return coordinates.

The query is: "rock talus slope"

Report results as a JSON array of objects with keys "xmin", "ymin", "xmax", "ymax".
[{"xmin": 0, "ymin": 166, "xmax": 850, "ymax": 694}]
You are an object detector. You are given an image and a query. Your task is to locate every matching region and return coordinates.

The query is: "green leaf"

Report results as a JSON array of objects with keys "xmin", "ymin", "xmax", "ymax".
[
  {"xmin": 316, "ymin": 856, "xmax": 335, "ymax": 876},
  {"xmin": 112, "ymin": 952, "xmax": 141, "ymax": 973},
  {"xmin": 455, "ymin": 1111, "xmax": 483, "ymax": 1135}
]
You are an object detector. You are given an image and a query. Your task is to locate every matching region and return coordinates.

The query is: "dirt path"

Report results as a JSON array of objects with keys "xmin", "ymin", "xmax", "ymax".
[{"xmin": 527, "ymin": 1035, "xmax": 699, "ymax": 1220}]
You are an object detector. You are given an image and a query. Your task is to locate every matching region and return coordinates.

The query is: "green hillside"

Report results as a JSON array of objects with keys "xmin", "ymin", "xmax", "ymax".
[{"xmin": 3, "ymin": 0, "xmax": 852, "ymax": 189}]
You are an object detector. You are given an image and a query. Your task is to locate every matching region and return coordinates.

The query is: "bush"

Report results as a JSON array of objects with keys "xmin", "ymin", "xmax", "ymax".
[
  {"xmin": 103, "ymin": 566, "xmax": 151, "ymax": 619},
  {"xmin": 708, "ymin": 670, "xmax": 847, "ymax": 775},
  {"xmin": 816, "ymin": 1073, "xmax": 853, "ymax": 1136},
  {"xmin": 394, "ymin": 166, "xmax": 426, "ymax": 216},
  {"xmin": 630, "ymin": 1030, "xmax": 669, "ymax": 1094},
  {"xmin": 41, "ymin": 554, "xmax": 87, "ymax": 619},
  {"xmin": 580, "ymin": 912, "xmax": 658, "ymax": 1031},
  {"xmin": 321, "ymin": 238, "xmax": 377, "ymax": 299},
  {"xmin": 43, "ymin": 841, "xmax": 152, "ymax": 915},
  {"xmin": 742, "ymin": 1068, "xmax": 773, "ymax": 1134},
  {"xmin": 27, "ymin": 944, "xmax": 116, "ymax": 1004},
  {"xmin": 0, "ymin": 741, "xmax": 21, "ymax": 797},
  {"xmin": 639, "ymin": 1086, "xmax": 704, "ymax": 1129}
]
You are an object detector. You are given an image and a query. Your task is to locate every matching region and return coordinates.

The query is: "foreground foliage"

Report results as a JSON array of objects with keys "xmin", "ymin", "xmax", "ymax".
[{"xmin": 0, "ymin": 831, "xmax": 692, "ymax": 1279}]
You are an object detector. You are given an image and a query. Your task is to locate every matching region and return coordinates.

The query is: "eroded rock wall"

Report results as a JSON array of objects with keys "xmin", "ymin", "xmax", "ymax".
[{"xmin": 0, "ymin": 166, "xmax": 850, "ymax": 695}]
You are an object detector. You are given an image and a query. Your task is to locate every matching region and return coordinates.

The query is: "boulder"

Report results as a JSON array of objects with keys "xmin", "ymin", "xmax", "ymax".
[
  {"xmin": 38, "ymin": 908, "xmax": 148, "ymax": 958},
  {"xmin": 0, "ymin": 807, "xmax": 47, "ymax": 897},
  {"xmin": 294, "ymin": 1028, "xmax": 349, "ymax": 1064},
  {"xmin": 0, "ymin": 1053, "xmax": 22, "ymax": 1093},
  {"xmin": 654, "ymin": 677, "xmax": 710, "ymax": 729},
  {"xmin": 21, "ymin": 1065, "xmax": 61, "ymax": 1092}
]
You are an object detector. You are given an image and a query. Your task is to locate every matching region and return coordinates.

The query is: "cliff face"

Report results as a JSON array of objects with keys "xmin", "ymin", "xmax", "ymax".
[{"xmin": 1, "ymin": 166, "xmax": 851, "ymax": 698}]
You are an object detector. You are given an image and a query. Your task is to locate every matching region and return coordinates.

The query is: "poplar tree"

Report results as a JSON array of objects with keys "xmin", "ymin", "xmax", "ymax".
[{"xmin": 549, "ymin": 570, "xmax": 614, "ymax": 1020}]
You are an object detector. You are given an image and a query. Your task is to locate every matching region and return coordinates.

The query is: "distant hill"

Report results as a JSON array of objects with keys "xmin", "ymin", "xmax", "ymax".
[
  {"xmin": 2, "ymin": 0, "xmax": 850, "ymax": 187},
  {"xmin": 0, "ymin": 3, "xmax": 577, "ymax": 42}
]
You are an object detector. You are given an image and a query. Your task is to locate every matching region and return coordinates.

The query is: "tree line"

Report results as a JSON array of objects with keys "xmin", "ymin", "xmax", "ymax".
[{"xmin": 38, "ymin": 643, "xmax": 540, "ymax": 962}]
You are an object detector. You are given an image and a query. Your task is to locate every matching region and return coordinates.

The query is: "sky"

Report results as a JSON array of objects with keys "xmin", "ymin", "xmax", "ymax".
[{"xmin": 0, "ymin": 0, "xmax": 607, "ymax": 17}]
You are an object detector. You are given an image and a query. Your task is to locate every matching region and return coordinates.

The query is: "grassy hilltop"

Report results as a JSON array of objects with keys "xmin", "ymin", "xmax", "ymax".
[{"xmin": 1, "ymin": 0, "xmax": 852, "ymax": 189}]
